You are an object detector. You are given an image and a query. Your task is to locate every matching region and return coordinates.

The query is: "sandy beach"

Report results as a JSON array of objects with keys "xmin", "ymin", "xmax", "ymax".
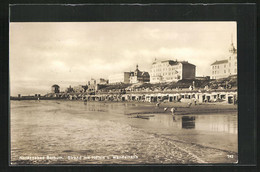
[
  {"xmin": 114, "ymin": 101, "xmax": 237, "ymax": 115},
  {"xmin": 11, "ymin": 100, "xmax": 237, "ymax": 164}
]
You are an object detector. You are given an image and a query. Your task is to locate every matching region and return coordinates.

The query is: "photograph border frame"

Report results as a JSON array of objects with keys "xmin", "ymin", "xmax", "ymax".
[{"xmin": 1, "ymin": 2, "xmax": 257, "ymax": 172}]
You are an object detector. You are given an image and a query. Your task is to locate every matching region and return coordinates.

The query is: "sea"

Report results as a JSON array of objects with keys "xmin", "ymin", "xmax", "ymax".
[{"xmin": 10, "ymin": 100, "xmax": 238, "ymax": 165}]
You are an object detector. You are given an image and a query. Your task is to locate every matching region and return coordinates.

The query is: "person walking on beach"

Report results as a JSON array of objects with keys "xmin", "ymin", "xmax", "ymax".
[
  {"xmin": 170, "ymin": 107, "xmax": 176, "ymax": 115},
  {"xmin": 170, "ymin": 107, "xmax": 176, "ymax": 121},
  {"xmin": 192, "ymin": 97, "xmax": 197, "ymax": 105}
]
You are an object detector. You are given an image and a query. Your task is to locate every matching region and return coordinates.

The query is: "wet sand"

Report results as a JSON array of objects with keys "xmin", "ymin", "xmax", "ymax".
[
  {"xmin": 121, "ymin": 101, "xmax": 237, "ymax": 153},
  {"xmin": 10, "ymin": 100, "xmax": 238, "ymax": 164},
  {"xmin": 123, "ymin": 101, "xmax": 237, "ymax": 115}
]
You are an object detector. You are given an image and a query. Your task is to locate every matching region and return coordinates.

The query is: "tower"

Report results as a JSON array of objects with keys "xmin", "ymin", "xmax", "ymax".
[
  {"xmin": 228, "ymin": 34, "xmax": 237, "ymax": 75},
  {"xmin": 229, "ymin": 34, "xmax": 237, "ymax": 54},
  {"xmin": 134, "ymin": 64, "xmax": 139, "ymax": 76}
]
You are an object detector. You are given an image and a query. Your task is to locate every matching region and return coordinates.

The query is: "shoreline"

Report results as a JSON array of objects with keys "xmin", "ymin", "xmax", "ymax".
[
  {"xmin": 11, "ymin": 99, "xmax": 237, "ymax": 116},
  {"xmin": 126, "ymin": 108, "xmax": 237, "ymax": 116},
  {"xmin": 122, "ymin": 101, "xmax": 237, "ymax": 116}
]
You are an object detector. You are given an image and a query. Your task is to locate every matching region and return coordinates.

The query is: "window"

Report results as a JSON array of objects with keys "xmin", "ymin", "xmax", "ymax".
[
  {"xmin": 228, "ymin": 69, "xmax": 230, "ymax": 72},
  {"xmin": 218, "ymin": 66, "xmax": 219, "ymax": 69},
  {"xmin": 229, "ymin": 57, "xmax": 231, "ymax": 60},
  {"xmin": 224, "ymin": 65, "xmax": 226, "ymax": 68},
  {"xmin": 229, "ymin": 63, "xmax": 231, "ymax": 67},
  {"xmin": 212, "ymin": 71, "xmax": 214, "ymax": 74},
  {"xmin": 224, "ymin": 70, "xmax": 226, "ymax": 73}
]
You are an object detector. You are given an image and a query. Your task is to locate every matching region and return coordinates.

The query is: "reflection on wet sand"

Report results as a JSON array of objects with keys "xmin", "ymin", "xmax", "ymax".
[
  {"xmin": 181, "ymin": 116, "xmax": 195, "ymax": 129},
  {"xmin": 149, "ymin": 113, "xmax": 237, "ymax": 134}
]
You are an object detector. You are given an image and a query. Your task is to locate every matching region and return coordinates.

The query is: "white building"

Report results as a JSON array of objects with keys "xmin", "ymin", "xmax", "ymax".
[
  {"xmin": 150, "ymin": 59, "xmax": 196, "ymax": 83},
  {"xmin": 211, "ymin": 41, "xmax": 237, "ymax": 79},
  {"xmin": 108, "ymin": 72, "xmax": 131, "ymax": 84}
]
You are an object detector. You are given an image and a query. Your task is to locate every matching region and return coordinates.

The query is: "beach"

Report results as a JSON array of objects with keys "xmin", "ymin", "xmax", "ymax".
[
  {"xmin": 124, "ymin": 101, "xmax": 237, "ymax": 115},
  {"xmin": 10, "ymin": 100, "xmax": 237, "ymax": 164}
]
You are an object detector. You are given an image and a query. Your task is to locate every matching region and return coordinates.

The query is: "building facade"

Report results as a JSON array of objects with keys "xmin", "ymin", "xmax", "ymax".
[
  {"xmin": 129, "ymin": 65, "xmax": 150, "ymax": 84},
  {"xmin": 87, "ymin": 78, "xmax": 108, "ymax": 92},
  {"xmin": 108, "ymin": 72, "xmax": 131, "ymax": 84},
  {"xmin": 211, "ymin": 41, "xmax": 237, "ymax": 79},
  {"xmin": 150, "ymin": 59, "xmax": 196, "ymax": 83}
]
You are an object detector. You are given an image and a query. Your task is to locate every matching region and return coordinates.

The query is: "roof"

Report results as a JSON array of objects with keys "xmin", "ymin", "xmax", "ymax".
[
  {"xmin": 161, "ymin": 60, "xmax": 175, "ymax": 63},
  {"xmin": 211, "ymin": 60, "xmax": 228, "ymax": 65},
  {"xmin": 141, "ymin": 71, "xmax": 150, "ymax": 76},
  {"xmin": 152, "ymin": 59, "xmax": 195, "ymax": 66},
  {"xmin": 179, "ymin": 61, "xmax": 196, "ymax": 66},
  {"xmin": 152, "ymin": 60, "xmax": 178, "ymax": 65},
  {"xmin": 52, "ymin": 84, "xmax": 60, "ymax": 87}
]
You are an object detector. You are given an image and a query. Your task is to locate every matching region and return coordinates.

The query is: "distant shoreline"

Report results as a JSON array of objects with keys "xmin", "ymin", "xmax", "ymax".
[
  {"xmin": 10, "ymin": 97, "xmax": 64, "ymax": 100},
  {"xmin": 10, "ymin": 99, "xmax": 237, "ymax": 116}
]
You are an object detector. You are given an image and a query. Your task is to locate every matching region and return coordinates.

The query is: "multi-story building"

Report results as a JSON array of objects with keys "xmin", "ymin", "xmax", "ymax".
[
  {"xmin": 87, "ymin": 78, "xmax": 108, "ymax": 92},
  {"xmin": 108, "ymin": 72, "xmax": 131, "ymax": 84},
  {"xmin": 150, "ymin": 59, "xmax": 196, "ymax": 83},
  {"xmin": 211, "ymin": 41, "xmax": 237, "ymax": 79},
  {"xmin": 129, "ymin": 65, "xmax": 150, "ymax": 84}
]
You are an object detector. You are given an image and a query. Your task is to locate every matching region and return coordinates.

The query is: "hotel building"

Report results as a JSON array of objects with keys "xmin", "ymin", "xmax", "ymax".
[
  {"xmin": 210, "ymin": 41, "xmax": 237, "ymax": 79},
  {"xmin": 150, "ymin": 59, "xmax": 196, "ymax": 83}
]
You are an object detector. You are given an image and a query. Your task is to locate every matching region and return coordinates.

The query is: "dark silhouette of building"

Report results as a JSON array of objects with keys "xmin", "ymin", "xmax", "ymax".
[{"xmin": 51, "ymin": 84, "xmax": 60, "ymax": 93}]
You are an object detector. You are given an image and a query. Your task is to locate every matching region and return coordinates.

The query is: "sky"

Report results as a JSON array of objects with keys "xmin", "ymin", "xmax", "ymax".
[{"xmin": 9, "ymin": 22, "xmax": 236, "ymax": 96}]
